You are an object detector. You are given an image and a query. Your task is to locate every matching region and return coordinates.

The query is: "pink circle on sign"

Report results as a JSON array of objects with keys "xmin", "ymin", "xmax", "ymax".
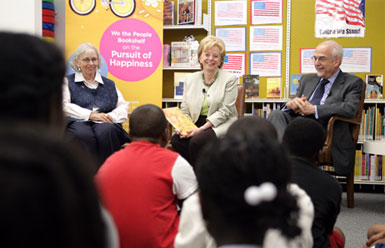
[{"xmin": 100, "ymin": 19, "xmax": 162, "ymax": 82}]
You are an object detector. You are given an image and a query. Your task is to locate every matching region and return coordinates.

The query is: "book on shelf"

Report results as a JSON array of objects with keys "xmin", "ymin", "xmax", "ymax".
[
  {"xmin": 290, "ymin": 74, "xmax": 302, "ymax": 97},
  {"xmin": 354, "ymin": 149, "xmax": 362, "ymax": 180},
  {"xmin": 252, "ymin": 102, "xmax": 281, "ymax": 118},
  {"xmin": 243, "ymin": 75, "xmax": 259, "ymax": 99},
  {"xmin": 190, "ymin": 41, "xmax": 199, "ymax": 67},
  {"xmin": 194, "ymin": 0, "xmax": 202, "ymax": 25},
  {"xmin": 171, "ymin": 41, "xmax": 199, "ymax": 67},
  {"xmin": 174, "ymin": 72, "xmax": 191, "ymax": 99},
  {"xmin": 163, "ymin": 107, "xmax": 197, "ymax": 136},
  {"xmin": 163, "ymin": 0, "xmax": 175, "ymax": 25},
  {"xmin": 177, "ymin": 0, "xmax": 194, "ymax": 25},
  {"xmin": 163, "ymin": 44, "xmax": 171, "ymax": 67},
  {"xmin": 266, "ymin": 78, "xmax": 281, "ymax": 99},
  {"xmin": 366, "ymin": 74, "xmax": 383, "ymax": 99}
]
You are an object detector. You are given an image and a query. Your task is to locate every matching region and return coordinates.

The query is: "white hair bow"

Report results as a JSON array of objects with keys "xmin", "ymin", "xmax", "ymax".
[{"xmin": 244, "ymin": 182, "xmax": 277, "ymax": 206}]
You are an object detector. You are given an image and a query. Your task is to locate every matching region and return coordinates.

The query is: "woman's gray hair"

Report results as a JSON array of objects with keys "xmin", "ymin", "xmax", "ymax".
[{"xmin": 69, "ymin": 43, "xmax": 101, "ymax": 72}]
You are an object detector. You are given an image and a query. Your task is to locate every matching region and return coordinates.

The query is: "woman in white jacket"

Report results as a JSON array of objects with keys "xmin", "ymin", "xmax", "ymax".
[{"xmin": 170, "ymin": 35, "xmax": 238, "ymax": 166}]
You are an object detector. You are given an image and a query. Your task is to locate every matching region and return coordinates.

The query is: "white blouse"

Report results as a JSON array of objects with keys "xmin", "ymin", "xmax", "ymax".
[{"xmin": 63, "ymin": 72, "xmax": 129, "ymax": 123}]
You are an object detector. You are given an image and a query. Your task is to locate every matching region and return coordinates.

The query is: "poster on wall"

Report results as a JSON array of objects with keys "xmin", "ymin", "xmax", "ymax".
[
  {"xmin": 215, "ymin": 0, "xmax": 247, "ymax": 26},
  {"xmin": 249, "ymin": 26, "xmax": 282, "ymax": 51},
  {"xmin": 215, "ymin": 27, "xmax": 246, "ymax": 52},
  {"xmin": 250, "ymin": 52, "xmax": 281, "ymax": 77},
  {"xmin": 250, "ymin": 0, "xmax": 283, "ymax": 25},
  {"xmin": 222, "ymin": 53, "xmax": 246, "ymax": 77},
  {"xmin": 66, "ymin": 0, "xmax": 164, "ymax": 112},
  {"xmin": 315, "ymin": 0, "xmax": 366, "ymax": 38},
  {"xmin": 300, "ymin": 47, "xmax": 372, "ymax": 73}
]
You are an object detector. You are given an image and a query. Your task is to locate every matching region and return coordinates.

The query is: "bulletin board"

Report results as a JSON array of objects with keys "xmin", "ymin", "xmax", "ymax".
[
  {"xmin": 290, "ymin": 0, "xmax": 385, "ymax": 95},
  {"xmin": 211, "ymin": 0, "xmax": 287, "ymax": 98},
  {"xmin": 209, "ymin": 0, "xmax": 385, "ymax": 98}
]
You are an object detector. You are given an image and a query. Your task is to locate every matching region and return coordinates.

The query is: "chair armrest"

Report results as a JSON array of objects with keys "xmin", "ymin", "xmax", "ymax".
[
  {"xmin": 320, "ymin": 116, "xmax": 361, "ymax": 164},
  {"xmin": 324, "ymin": 116, "xmax": 361, "ymax": 146}
]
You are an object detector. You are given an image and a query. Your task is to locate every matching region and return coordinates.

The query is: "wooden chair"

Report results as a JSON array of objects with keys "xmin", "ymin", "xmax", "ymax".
[
  {"xmin": 235, "ymin": 84, "xmax": 245, "ymax": 117},
  {"xmin": 318, "ymin": 80, "xmax": 366, "ymax": 208}
]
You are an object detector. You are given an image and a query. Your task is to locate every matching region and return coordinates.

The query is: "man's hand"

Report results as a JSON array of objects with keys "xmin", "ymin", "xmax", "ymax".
[
  {"xmin": 286, "ymin": 95, "xmax": 315, "ymax": 115},
  {"xmin": 286, "ymin": 95, "xmax": 307, "ymax": 113},
  {"xmin": 90, "ymin": 112, "xmax": 113, "ymax": 123},
  {"xmin": 301, "ymin": 101, "xmax": 316, "ymax": 115}
]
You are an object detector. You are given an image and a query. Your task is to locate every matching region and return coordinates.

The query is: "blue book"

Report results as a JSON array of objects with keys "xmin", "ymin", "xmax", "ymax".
[{"xmin": 290, "ymin": 74, "xmax": 302, "ymax": 97}]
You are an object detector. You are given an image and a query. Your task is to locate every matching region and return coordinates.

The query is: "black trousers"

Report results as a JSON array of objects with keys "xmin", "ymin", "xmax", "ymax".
[
  {"xmin": 66, "ymin": 121, "xmax": 130, "ymax": 166},
  {"xmin": 170, "ymin": 115, "xmax": 216, "ymax": 167}
]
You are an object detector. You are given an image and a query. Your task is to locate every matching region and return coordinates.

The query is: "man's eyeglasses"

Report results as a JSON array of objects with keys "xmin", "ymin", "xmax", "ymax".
[
  {"xmin": 81, "ymin": 58, "xmax": 98, "ymax": 63},
  {"xmin": 311, "ymin": 56, "xmax": 328, "ymax": 62}
]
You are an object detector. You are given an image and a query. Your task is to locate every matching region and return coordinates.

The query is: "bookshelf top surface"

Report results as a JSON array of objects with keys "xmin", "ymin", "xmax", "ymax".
[
  {"xmin": 163, "ymin": 98, "xmax": 290, "ymax": 103},
  {"xmin": 164, "ymin": 25, "xmax": 209, "ymax": 31},
  {"xmin": 364, "ymin": 99, "xmax": 385, "ymax": 104},
  {"xmin": 163, "ymin": 66, "xmax": 200, "ymax": 71}
]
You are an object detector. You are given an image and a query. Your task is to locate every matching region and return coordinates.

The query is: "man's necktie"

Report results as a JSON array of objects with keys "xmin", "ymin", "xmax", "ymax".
[{"xmin": 310, "ymin": 79, "xmax": 329, "ymax": 105}]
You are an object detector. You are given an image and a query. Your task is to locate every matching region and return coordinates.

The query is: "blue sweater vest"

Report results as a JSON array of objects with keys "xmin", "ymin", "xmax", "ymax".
[{"xmin": 67, "ymin": 74, "xmax": 118, "ymax": 115}]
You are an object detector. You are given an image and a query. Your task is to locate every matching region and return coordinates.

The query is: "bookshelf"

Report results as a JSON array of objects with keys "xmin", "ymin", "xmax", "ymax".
[
  {"xmin": 162, "ymin": 96, "xmax": 385, "ymax": 186},
  {"xmin": 162, "ymin": 0, "xmax": 211, "ymax": 99},
  {"xmin": 164, "ymin": 23, "xmax": 209, "ymax": 32},
  {"xmin": 355, "ymin": 99, "xmax": 385, "ymax": 184}
]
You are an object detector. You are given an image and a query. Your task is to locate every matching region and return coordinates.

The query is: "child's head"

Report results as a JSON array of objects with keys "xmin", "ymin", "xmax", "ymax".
[
  {"xmin": 196, "ymin": 130, "xmax": 301, "ymax": 245},
  {"xmin": 0, "ymin": 124, "xmax": 105, "ymax": 248}
]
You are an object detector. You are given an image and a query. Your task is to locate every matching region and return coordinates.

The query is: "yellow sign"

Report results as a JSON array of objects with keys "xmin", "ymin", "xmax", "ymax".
[{"xmin": 65, "ymin": 0, "xmax": 164, "ymax": 113}]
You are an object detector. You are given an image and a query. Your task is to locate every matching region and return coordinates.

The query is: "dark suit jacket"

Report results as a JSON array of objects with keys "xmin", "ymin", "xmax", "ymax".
[
  {"xmin": 296, "ymin": 71, "xmax": 363, "ymax": 175},
  {"xmin": 290, "ymin": 157, "xmax": 342, "ymax": 248}
]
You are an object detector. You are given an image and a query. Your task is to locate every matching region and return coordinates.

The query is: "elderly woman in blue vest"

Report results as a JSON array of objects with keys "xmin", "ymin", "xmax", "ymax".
[
  {"xmin": 63, "ymin": 42, "xmax": 129, "ymax": 165},
  {"xmin": 170, "ymin": 36, "xmax": 238, "ymax": 167}
]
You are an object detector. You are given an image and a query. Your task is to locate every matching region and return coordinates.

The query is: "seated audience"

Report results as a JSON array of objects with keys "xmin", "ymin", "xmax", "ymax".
[
  {"xmin": 195, "ymin": 118, "xmax": 305, "ymax": 247},
  {"xmin": 96, "ymin": 104, "xmax": 198, "ymax": 248},
  {"xmin": 282, "ymin": 118, "xmax": 344, "ymax": 248},
  {"xmin": 0, "ymin": 31, "xmax": 119, "ymax": 248},
  {"xmin": 64, "ymin": 42, "xmax": 129, "ymax": 165},
  {"xmin": 0, "ymin": 125, "xmax": 106, "ymax": 248},
  {"xmin": 0, "ymin": 32, "xmax": 65, "ymax": 132},
  {"xmin": 171, "ymin": 35, "xmax": 238, "ymax": 166},
  {"xmin": 175, "ymin": 116, "xmax": 314, "ymax": 248},
  {"xmin": 364, "ymin": 224, "xmax": 385, "ymax": 248}
]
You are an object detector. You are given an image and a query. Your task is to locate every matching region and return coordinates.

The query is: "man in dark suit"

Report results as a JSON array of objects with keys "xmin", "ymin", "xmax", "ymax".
[{"xmin": 268, "ymin": 40, "xmax": 363, "ymax": 175}]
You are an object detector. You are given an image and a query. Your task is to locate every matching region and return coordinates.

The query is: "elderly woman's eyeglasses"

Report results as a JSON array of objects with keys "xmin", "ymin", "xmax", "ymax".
[{"xmin": 81, "ymin": 58, "xmax": 98, "ymax": 63}]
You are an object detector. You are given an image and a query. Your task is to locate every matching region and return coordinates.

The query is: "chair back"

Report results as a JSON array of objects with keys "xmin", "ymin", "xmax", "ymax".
[
  {"xmin": 351, "ymin": 81, "xmax": 366, "ymax": 144},
  {"xmin": 319, "ymin": 80, "xmax": 366, "ymax": 164},
  {"xmin": 235, "ymin": 84, "xmax": 245, "ymax": 117}
]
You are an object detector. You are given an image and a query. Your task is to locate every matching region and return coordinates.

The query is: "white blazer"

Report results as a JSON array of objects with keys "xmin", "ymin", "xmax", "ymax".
[{"xmin": 180, "ymin": 69, "xmax": 238, "ymax": 137}]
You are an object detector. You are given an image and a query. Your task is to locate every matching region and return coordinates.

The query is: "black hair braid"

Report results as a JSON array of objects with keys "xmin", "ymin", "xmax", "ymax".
[{"xmin": 196, "ymin": 131, "xmax": 301, "ymax": 240}]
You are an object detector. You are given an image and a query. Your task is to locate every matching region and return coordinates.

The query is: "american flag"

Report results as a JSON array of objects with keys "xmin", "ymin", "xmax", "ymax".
[
  {"xmin": 252, "ymin": 54, "xmax": 279, "ymax": 70},
  {"xmin": 253, "ymin": 28, "xmax": 279, "ymax": 43},
  {"xmin": 253, "ymin": 0, "xmax": 280, "ymax": 17},
  {"xmin": 217, "ymin": 29, "xmax": 243, "ymax": 44},
  {"xmin": 218, "ymin": 3, "xmax": 243, "ymax": 18},
  {"xmin": 222, "ymin": 55, "xmax": 243, "ymax": 71},
  {"xmin": 302, "ymin": 50, "xmax": 315, "ymax": 66},
  {"xmin": 316, "ymin": 0, "xmax": 365, "ymax": 27},
  {"xmin": 343, "ymin": 49, "xmax": 369, "ymax": 65}
]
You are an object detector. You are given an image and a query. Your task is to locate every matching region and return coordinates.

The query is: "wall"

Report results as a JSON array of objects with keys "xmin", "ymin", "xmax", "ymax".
[
  {"xmin": 0, "ymin": 1, "xmax": 42, "ymax": 36},
  {"xmin": 290, "ymin": 0, "xmax": 385, "ymax": 85}
]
